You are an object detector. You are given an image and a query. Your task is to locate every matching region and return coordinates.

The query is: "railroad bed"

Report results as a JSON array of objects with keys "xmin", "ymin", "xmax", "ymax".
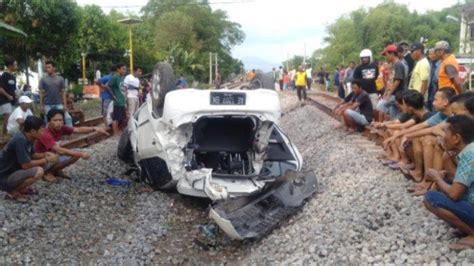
[{"xmin": 0, "ymin": 91, "xmax": 470, "ymax": 264}]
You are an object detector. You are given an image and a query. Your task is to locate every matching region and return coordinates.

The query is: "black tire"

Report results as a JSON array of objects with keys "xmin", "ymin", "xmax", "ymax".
[
  {"xmin": 151, "ymin": 62, "xmax": 176, "ymax": 116},
  {"xmin": 139, "ymin": 157, "xmax": 175, "ymax": 190},
  {"xmin": 117, "ymin": 129, "xmax": 133, "ymax": 163},
  {"xmin": 254, "ymin": 71, "xmax": 274, "ymax": 90}
]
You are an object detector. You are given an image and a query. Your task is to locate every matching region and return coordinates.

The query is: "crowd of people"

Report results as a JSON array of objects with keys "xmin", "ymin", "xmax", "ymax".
[
  {"xmin": 0, "ymin": 57, "xmax": 159, "ymax": 202},
  {"xmin": 2, "ymin": 38, "xmax": 474, "ymax": 250},
  {"xmin": 330, "ymin": 40, "xmax": 474, "ymax": 250}
]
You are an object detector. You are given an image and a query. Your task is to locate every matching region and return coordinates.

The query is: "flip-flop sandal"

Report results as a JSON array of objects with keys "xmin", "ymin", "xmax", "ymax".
[
  {"xmin": 43, "ymin": 173, "xmax": 57, "ymax": 182},
  {"xmin": 20, "ymin": 187, "xmax": 39, "ymax": 195},
  {"xmin": 413, "ymin": 188, "xmax": 428, "ymax": 196},
  {"xmin": 449, "ymin": 242, "xmax": 474, "ymax": 251},
  {"xmin": 381, "ymin": 159, "xmax": 397, "ymax": 166},
  {"xmin": 55, "ymin": 171, "xmax": 72, "ymax": 180},
  {"xmin": 399, "ymin": 164, "xmax": 415, "ymax": 171},
  {"xmin": 388, "ymin": 162, "xmax": 401, "ymax": 170},
  {"xmin": 5, "ymin": 193, "xmax": 28, "ymax": 203}
]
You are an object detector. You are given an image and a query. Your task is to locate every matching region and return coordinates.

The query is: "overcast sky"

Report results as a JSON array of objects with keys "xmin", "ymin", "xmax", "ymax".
[{"xmin": 76, "ymin": 0, "xmax": 460, "ymax": 64}]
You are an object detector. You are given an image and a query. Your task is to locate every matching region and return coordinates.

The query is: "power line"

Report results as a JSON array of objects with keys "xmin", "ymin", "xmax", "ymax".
[{"xmin": 96, "ymin": 0, "xmax": 254, "ymax": 9}]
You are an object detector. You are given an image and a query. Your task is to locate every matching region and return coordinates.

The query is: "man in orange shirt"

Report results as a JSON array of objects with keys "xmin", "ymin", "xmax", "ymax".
[{"xmin": 435, "ymin": 41, "xmax": 462, "ymax": 95}]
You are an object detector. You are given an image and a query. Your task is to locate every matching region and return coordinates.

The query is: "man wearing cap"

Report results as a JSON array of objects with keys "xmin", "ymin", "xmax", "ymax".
[
  {"xmin": 377, "ymin": 44, "xmax": 407, "ymax": 120},
  {"xmin": 435, "ymin": 41, "xmax": 462, "ymax": 95},
  {"xmin": 6, "ymin": 96, "xmax": 33, "ymax": 136},
  {"xmin": 409, "ymin": 42, "xmax": 431, "ymax": 97}
]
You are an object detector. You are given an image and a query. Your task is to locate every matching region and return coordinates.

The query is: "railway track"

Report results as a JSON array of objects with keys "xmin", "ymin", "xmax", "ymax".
[{"xmin": 0, "ymin": 115, "xmax": 110, "ymax": 150}]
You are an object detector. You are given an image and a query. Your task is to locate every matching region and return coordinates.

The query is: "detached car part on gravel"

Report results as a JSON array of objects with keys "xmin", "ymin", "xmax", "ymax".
[{"xmin": 118, "ymin": 62, "xmax": 318, "ymax": 240}]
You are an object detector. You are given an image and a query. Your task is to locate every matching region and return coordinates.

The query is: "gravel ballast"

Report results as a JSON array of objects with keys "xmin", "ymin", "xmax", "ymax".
[{"xmin": 0, "ymin": 92, "xmax": 471, "ymax": 264}]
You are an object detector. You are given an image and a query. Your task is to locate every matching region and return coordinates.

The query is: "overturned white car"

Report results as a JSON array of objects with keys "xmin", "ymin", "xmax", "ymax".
[{"xmin": 118, "ymin": 63, "xmax": 317, "ymax": 239}]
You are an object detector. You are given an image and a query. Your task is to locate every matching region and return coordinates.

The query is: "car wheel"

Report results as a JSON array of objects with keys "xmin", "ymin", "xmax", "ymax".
[
  {"xmin": 139, "ymin": 157, "xmax": 175, "ymax": 190},
  {"xmin": 151, "ymin": 62, "xmax": 176, "ymax": 116},
  {"xmin": 117, "ymin": 129, "xmax": 133, "ymax": 163}
]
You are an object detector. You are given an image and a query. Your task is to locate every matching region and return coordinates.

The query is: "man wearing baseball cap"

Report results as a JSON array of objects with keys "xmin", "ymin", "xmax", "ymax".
[
  {"xmin": 409, "ymin": 42, "xmax": 431, "ymax": 97},
  {"xmin": 435, "ymin": 40, "xmax": 462, "ymax": 95},
  {"xmin": 376, "ymin": 44, "xmax": 407, "ymax": 120},
  {"xmin": 7, "ymin": 95, "xmax": 33, "ymax": 136}
]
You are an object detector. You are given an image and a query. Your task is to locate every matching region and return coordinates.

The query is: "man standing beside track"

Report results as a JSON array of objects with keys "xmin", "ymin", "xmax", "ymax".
[
  {"xmin": 295, "ymin": 65, "xmax": 307, "ymax": 104},
  {"xmin": 353, "ymin": 49, "xmax": 379, "ymax": 109},
  {"xmin": 39, "ymin": 61, "xmax": 73, "ymax": 127}
]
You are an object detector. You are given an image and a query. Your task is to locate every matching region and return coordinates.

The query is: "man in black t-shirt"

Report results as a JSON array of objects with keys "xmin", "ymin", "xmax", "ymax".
[
  {"xmin": 340, "ymin": 80, "xmax": 373, "ymax": 132},
  {"xmin": 376, "ymin": 44, "xmax": 407, "ymax": 121},
  {"xmin": 0, "ymin": 58, "xmax": 18, "ymax": 136},
  {"xmin": 0, "ymin": 116, "xmax": 58, "ymax": 202},
  {"xmin": 353, "ymin": 49, "xmax": 379, "ymax": 108}
]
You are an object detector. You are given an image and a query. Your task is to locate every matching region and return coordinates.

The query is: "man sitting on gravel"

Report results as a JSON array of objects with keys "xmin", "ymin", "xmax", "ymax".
[
  {"xmin": 383, "ymin": 88, "xmax": 455, "ymax": 185},
  {"xmin": 423, "ymin": 115, "xmax": 474, "ymax": 251},
  {"xmin": 35, "ymin": 109, "xmax": 109, "ymax": 182},
  {"xmin": 0, "ymin": 116, "xmax": 58, "ymax": 202},
  {"xmin": 376, "ymin": 90, "xmax": 434, "ymax": 170},
  {"xmin": 340, "ymin": 80, "xmax": 374, "ymax": 132}
]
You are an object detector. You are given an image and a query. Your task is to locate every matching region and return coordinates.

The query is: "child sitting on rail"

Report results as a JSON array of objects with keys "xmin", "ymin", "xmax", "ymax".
[
  {"xmin": 423, "ymin": 115, "xmax": 474, "ymax": 251},
  {"xmin": 0, "ymin": 116, "xmax": 58, "ymax": 202},
  {"xmin": 34, "ymin": 109, "xmax": 109, "ymax": 182}
]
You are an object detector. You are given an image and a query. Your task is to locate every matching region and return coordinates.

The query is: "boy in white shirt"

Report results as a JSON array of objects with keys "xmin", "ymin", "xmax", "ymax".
[
  {"xmin": 124, "ymin": 66, "xmax": 143, "ymax": 118},
  {"xmin": 7, "ymin": 96, "xmax": 33, "ymax": 136}
]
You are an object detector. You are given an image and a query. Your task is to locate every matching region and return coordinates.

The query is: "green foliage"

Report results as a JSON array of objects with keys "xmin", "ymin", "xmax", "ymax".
[
  {"xmin": 312, "ymin": 0, "xmax": 463, "ymax": 70},
  {"xmin": 1, "ymin": 0, "xmax": 244, "ymax": 84},
  {"xmin": 1, "ymin": 0, "xmax": 81, "ymax": 60}
]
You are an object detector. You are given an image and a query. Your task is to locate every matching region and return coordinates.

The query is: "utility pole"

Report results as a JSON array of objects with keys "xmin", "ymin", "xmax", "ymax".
[
  {"xmin": 215, "ymin": 53, "xmax": 218, "ymax": 79},
  {"xmin": 303, "ymin": 43, "xmax": 306, "ymax": 65},
  {"xmin": 209, "ymin": 52, "xmax": 213, "ymax": 85}
]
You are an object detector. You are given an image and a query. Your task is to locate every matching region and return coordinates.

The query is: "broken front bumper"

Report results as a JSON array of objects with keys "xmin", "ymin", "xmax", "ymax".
[{"xmin": 209, "ymin": 170, "xmax": 318, "ymax": 240}]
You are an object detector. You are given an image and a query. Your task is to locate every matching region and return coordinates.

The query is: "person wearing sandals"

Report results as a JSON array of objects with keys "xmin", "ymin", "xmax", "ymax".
[
  {"xmin": 383, "ymin": 89, "xmax": 455, "ymax": 183},
  {"xmin": 0, "ymin": 116, "xmax": 59, "ymax": 202},
  {"xmin": 423, "ymin": 115, "xmax": 474, "ymax": 251},
  {"xmin": 34, "ymin": 109, "xmax": 109, "ymax": 182}
]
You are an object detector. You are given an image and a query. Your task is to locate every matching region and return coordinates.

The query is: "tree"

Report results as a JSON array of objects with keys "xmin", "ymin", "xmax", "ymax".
[
  {"xmin": 1, "ymin": 0, "xmax": 81, "ymax": 62},
  {"xmin": 311, "ymin": 0, "xmax": 462, "ymax": 70}
]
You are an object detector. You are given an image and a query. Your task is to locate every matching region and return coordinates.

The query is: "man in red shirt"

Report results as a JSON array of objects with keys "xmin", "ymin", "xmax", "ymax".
[{"xmin": 35, "ymin": 109, "xmax": 109, "ymax": 182}]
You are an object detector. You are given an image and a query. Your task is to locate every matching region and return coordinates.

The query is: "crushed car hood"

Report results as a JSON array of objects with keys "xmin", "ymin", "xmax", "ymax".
[{"xmin": 162, "ymin": 89, "xmax": 281, "ymax": 128}]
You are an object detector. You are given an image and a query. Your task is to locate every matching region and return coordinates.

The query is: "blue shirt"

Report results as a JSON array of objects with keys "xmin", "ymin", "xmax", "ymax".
[
  {"xmin": 454, "ymin": 143, "xmax": 474, "ymax": 204},
  {"xmin": 98, "ymin": 74, "xmax": 113, "ymax": 100},
  {"xmin": 426, "ymin": 112, "xmax": 448, "ymax": 127}
]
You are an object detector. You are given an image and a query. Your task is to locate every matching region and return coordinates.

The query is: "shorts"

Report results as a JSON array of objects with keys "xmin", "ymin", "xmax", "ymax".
[
  {"xmin": 376, "ymin": 95, "xmax": 399, "ymax": 119},
  {"xmin": 102, "ymin": 99, "xmax": 112, "ymax": 117},
  {"xmin": 368, "ymin": 93, "xmax": 379, "ymax": 109},
  {"xmin": 425, "ymin": 191, "xmax": 474, "ymax": 228},
  {"xmin": 345, "ymin": 109, "xmax": 369, "ymax": 126},
  {"xmin": 112, "ymin": 105, "xmax": 126, "ymax": 125},
  {"xmin": 0, "ymin": 103, "xmax": 12, "ymax": 115},
  {"xmin": 0, "ymin": 167, "xmax": 41, "ymax": 192},
  {"xmin": 45, "ymin": 155, "xmax": 73, "ymax": 172}
]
